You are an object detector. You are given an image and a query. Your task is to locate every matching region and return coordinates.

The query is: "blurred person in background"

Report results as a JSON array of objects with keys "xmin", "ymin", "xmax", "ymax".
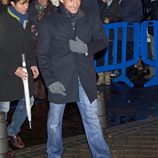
[
  {"xmin": 29, "ymin": 0, "xmax": 56, "ymax": 102},
  {"xmin": 97, "ymin": 0, "xmax": 121, "ymax": 85}
]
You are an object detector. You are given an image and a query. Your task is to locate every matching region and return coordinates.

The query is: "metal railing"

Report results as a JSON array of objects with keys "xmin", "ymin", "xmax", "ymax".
[{"xmin": 94, "ymin": 21, "xmax": 158, "ymax": 87}]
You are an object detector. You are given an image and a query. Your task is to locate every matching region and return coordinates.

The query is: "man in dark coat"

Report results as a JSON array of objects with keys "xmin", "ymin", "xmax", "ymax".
[
  {"xmin": 0, "ymin": 0, "xmax": 7, "ymax": 12},
  {"xmin": 36, "ymin": 0, "xmax": 111, "ymax": 157},
  {"xmin": 28, "ymin": 0, "xmax": 56, "ymax": 100},
  {"xmin": 0, "ymin": 0, "xmax": 39, "ymax": 152},
  {"xmin": 98, "ymin": 0, "xmax": 121, "ymax": 23}
]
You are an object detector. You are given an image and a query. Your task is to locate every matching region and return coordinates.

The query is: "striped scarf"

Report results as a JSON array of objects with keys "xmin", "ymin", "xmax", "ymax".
[{"xmin": 8, "ymin": 6, "xmax": 28, "ymax": 29}]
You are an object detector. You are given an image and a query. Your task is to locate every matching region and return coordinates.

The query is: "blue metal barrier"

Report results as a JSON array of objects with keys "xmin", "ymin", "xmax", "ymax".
[
  {"xmin": 141, "ymin": 20, "xmax": 158, "ymax": 87},
  {"xmin": 94, "ymin": 22, "xmax": 140, "ymax": 87}
]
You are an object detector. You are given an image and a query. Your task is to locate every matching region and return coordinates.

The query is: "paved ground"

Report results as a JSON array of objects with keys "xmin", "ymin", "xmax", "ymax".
[
  {"xmin": 14, "ymin": 116, "xmax": 158, "ymax": 158},
  {"xmin": 4, "ymin": 83, "xmax": 158, "ymax": 158}
]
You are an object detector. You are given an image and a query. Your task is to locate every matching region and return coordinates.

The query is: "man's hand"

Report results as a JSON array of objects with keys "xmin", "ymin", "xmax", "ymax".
[
  {"xmin": 69, "ymin": 36, "xmax": 88, "ymax": 56},
  {"xmin": 31, "ymin": 66, "xmax": 39, "ymax": 79},
  {"xmin": 104, "ymin": 17, "xmax": 110, "ymax": 24},
  {"xmin": 15, "ymin": 67, "xmax": 28, "ymax": 80},
  {"xmin": 48, "ymin": 81, "xmax": 67, "ymax": 96}
]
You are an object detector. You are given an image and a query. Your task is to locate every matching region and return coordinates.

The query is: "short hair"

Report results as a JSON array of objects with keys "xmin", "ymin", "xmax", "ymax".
[{"xmin": 8, "ymin": 0, "xmax": 28, "ymax": 5}]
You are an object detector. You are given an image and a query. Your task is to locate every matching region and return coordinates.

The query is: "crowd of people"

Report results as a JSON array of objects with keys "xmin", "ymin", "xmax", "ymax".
[{"xmin": 0, "ymin": 0, "xmax": 158, "ymax": 157}]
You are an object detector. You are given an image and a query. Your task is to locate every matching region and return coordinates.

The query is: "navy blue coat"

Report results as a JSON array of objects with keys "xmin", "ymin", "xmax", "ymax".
[
  {"xmin": 36, "ymin": 6, "xmax": 106, "ymax": 104},
  {"xmin": 0, "ymin": 10, "xmax": 37, "ymax": 101}
]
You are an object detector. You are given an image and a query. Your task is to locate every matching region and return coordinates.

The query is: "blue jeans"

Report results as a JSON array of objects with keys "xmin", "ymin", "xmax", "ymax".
[
  {"xmin": 0, "ymin": 97, "xmax": 34, "ymax": 136},
  {"xmin": 47, "ymin": 82, "xmax": 111, "ymax": 158}
]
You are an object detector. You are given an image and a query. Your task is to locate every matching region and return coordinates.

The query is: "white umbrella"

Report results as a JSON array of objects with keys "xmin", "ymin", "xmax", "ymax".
[{"xmin": 21, "ymin": 53, "xmax": 32, "ymax": 129}]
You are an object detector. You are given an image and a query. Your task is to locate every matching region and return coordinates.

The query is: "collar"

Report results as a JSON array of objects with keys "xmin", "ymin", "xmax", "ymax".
[
  {"xmin": 58, "ymin": 4, "xmax": 84, "ymax": 20},
  {"xmin": 8, "ymin": 6, "xmax": 28, "ymax": 21},
  {"xmin": 107, "ymin": 0, "xmax": 113, "ymax": 6}
]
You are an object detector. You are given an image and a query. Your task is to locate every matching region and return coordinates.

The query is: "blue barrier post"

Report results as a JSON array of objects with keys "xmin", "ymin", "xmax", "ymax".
[
  {"xmin": 94, "ymin": 22, "xmax": 140, "ymax": 87},
  {"xmin": 141, "ymin": 20, "xmax": 158, "ymax": 87}
]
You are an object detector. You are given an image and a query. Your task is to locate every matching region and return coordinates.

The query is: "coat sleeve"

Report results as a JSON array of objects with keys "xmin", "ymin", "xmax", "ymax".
[
  {"xmin": 87, "ymin": 13, "xmax": 107, "ymax": 55},
  {"xmin": 27, "ymin": 43, "xmax": 37, "ymax": 68},
  {"xmin": 36, "ymin": 20, "xmax": 56, "ymax": 87},
  {"xmin": 0, "ymin": 18, "xmax": 19, "ymax": 75}
]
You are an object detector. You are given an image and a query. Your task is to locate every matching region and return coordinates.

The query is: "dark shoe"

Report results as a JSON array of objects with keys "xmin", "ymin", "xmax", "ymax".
[
  {"xmin": 8, "ymin": 135, "xmax": 25, "ymax": 149},
  {"xmin": 5, "ymin": 148, "xmax": 16, "ymax": 157}
]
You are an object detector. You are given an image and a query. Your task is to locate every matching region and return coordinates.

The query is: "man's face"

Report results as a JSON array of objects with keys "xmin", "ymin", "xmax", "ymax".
[
  {"xmin": 60, "ymin": 0, "xmax": 81, "ymax": 14},
  {"xmin": 1, "ymin": 0, "xmax": 8, "ymax": 5},
  {"xmin": 11, "ymin": 0, "xmax": 29, "ymax": 14},
  {"xmin": 38, "ymin": 0, "xmax": 48, "ymax": 7}
]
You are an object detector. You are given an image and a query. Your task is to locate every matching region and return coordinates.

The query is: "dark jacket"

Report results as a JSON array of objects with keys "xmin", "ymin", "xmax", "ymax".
[
  {"xmin": 36, "ymin": 6, "xmax": 106, "ymax": 104},
  {"xmin": 120, "ymin": 0, "xmax": 143, "ymax": 22},
  {"xmin": 0, "ymin": 1, "xmax": 3, "ymax": 10},
  {"xmin": 0, "ymin": 2, "xmax": 6, "ymax": 13},
  {"xmin": 141, "ymin": 0, "xmax": 152, "ymax": 20},
  {"xmin": 98, "ymin": 0, "xmax": 121, "ymax": 41},
  {"xmin": 151, "ymin": 0, "xmax": 158, "ymax": 20},
  {"xmin": 98, "ymin": 0, "xmax": 121, "ymax": 23},
  {"xmin": 0, "ymin": 10, "xmax": 37, "ymax": 101},
  {"xmin": 0, "ymin": 2, "xmax": 3, "ymax": 11},
  {"xmin": 148, "ymin": 0, "xmax": 158, "ymax": 35},
  {"xmin": 81, "ymin": 0, "xmax": 99, "ymax": 12},
  {"xmin": 118, "ymin": 0, "xmax": 143, "ymax": 41},
  {"xmin": 28, "ymin": 0, "xmax": 55, "ymax": 40}
]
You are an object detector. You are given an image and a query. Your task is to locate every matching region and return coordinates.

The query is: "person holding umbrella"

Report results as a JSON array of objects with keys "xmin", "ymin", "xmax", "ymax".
[{"xmin": 0, "ymin": 0, "xmax": 39, "ymax": 153}]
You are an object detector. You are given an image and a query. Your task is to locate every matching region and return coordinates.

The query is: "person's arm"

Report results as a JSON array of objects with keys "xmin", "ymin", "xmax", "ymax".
[
  {"xmin": 69, "ymin": 13, "xmax": 107, "ymax": 56},
  {"xmin": 87, "ymin": 13, "xmax": 107, "ymax": 56},
  {"xmin": 36, "ymin": 19, "xmax": 66, "ymax": 96},
  {"xmin": 36, "ymin": 19, "xmax": 56, "ymax": 87},
  {"xmin": 30, "ymin": 66, "xmax": 39, "ymax": 79}
]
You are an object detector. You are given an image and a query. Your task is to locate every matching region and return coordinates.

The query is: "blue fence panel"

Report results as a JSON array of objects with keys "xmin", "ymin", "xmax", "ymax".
[
  {"xmin": 94, "ymin": 22, "xmax": 140, "ymax": 87},
  {"xmin": 141, "ymin": 20, "xmax": 158, "ymax": 87}
]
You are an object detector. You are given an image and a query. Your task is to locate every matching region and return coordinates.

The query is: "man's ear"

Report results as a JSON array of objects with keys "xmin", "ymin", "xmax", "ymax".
[
  {"xmin": 59, "ymin": 0, "xmax": 63, "ymax": 3},
  {"xmin": 10, "ymin": 1, "xmax": 15, "ymax": 7}
]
